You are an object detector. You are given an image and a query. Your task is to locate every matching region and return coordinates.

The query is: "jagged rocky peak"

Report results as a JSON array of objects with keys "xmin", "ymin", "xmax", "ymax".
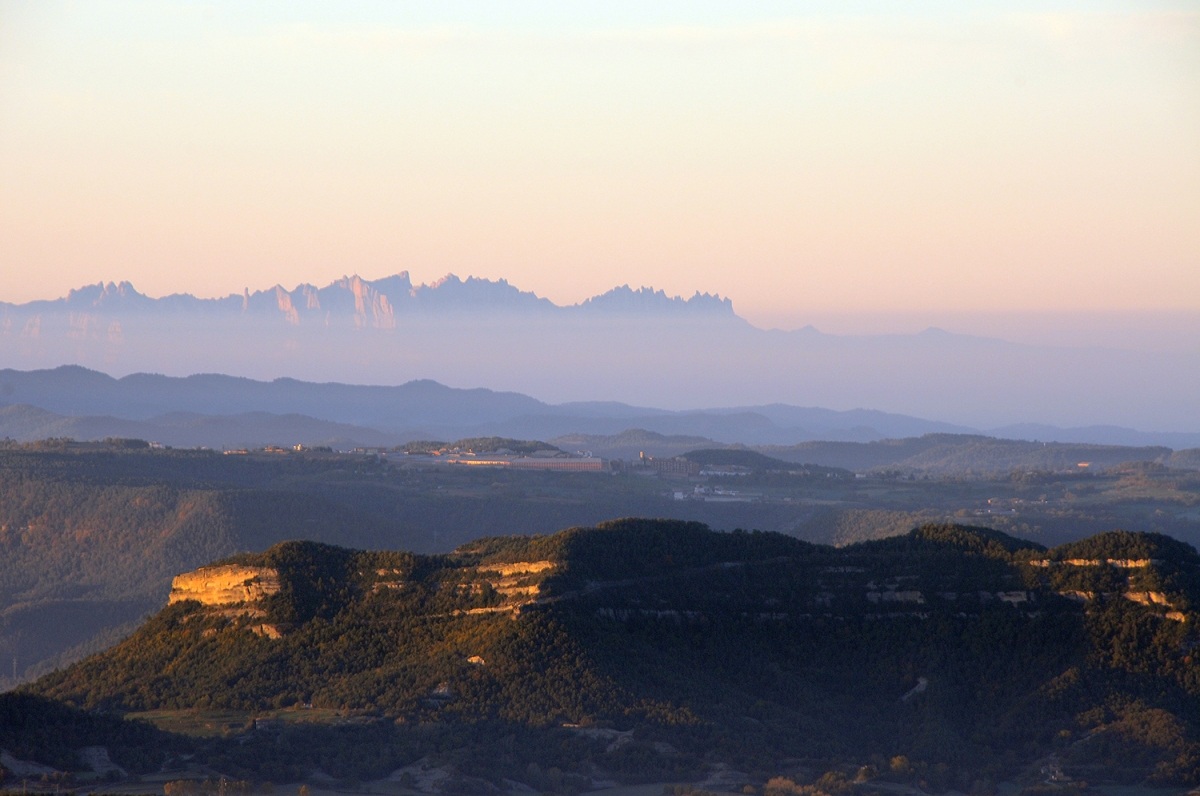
[
  {"xmin": 409, "ymin": 274, "xmax": 555, "ymax": 312},
  {"xmin": 63, "ymin": 281, "xmax": 151, "ymax": 309},
  {"xmin": 2, "ymin": 273, "xmax": 740, "ymax": 322},
  {"xmin": 239, "ymin": 273, "xmax": 405, "ymax": 327},
  {"xmin": 575, "ymin": 285, "xmax": 735, "ymax": 315}
]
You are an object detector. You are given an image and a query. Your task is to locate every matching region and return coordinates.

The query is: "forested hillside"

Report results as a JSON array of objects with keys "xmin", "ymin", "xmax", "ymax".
[
  {"xmin": 0, "ymin": 446, "xmax": 421, "ymax": 684},
  {"xmin": 0, "ymin": 444, "xmax": 863, "ymax": 683},
  {"xmin": 23, "ymin": 521, "xmax": 1200, "ymax": 791},
  {"xmin": 3, "ymin": 443, "xmax": 1199, "ymax": 689}
]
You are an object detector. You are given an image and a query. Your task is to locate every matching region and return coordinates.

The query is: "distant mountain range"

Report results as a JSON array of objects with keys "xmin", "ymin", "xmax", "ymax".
[
  {"xmin": 3, "ymin": 275, "xmax": 1199, "ymax": 431},
  {"xmin": 0, "ymin": 404, "xmax": 404, "ymax": 450},
  {"xmin": 3, "ymin": 274, "xmax": 734, "ymax": 326},
  {"xmin": 1, "ymin": 367, "xmax": 1199, "ymax": 459}
]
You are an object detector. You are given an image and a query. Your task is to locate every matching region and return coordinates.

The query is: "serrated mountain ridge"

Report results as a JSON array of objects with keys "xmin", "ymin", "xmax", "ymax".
[
  {"xmin": 5, "ymin": 273, "xmax": 734, "ymax": 327},
  {"xmin": 3, "ymin": 275, "xmax": 1199, "ymax": 433}
]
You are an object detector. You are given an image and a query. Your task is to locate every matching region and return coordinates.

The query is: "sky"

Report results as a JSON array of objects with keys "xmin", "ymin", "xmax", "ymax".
[{"xmin": 1, "ymin": 1, "xmax": 1198, "ymax": 332}]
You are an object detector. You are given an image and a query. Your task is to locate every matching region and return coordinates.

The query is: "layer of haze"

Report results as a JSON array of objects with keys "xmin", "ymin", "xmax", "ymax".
[{"xmin": 1, "ymin": 1, "xmax": 1198, "ymax": 335}]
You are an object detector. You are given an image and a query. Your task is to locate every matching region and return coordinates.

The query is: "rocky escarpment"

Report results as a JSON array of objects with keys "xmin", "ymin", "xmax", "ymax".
[
  {"xmin": 474, "ymin": 560, "xmax": 556, "ymax": 604},
  {"xmin": 1023, "ymin": 551, "xmax": 1192, "ymax": 621},
  {"xmin": 168, "ymin": 565, "xmax": 283, "ymax": 637},
  {"xmin": 168, "ymin": 565, "xmax": 281, "ymax": 606},
  {"xmin": 370, "ymin": 558, "xmax": 557, "ymax": 615}
]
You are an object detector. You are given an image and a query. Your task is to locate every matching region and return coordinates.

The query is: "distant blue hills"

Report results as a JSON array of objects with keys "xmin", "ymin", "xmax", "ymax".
[
  {"xmin": 2, "ymin": 275, "xmax": 1198, "ymax": 433},
  {"xmin": 1, "ymin": 366, "xmax": 1197, "ymax": 456}
]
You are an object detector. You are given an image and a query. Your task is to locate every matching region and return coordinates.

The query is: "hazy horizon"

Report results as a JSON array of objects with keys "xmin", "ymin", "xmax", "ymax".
[
  {"xmin": 5, "ymin": 272, "xmax": 1200, "ymax": 354},
  {"xmin": 2, "ymin": 2, "xmax": 1197, "ymax": 323},
  {"xmin": 2, "ymin": 271, "xmax": 1199, "ymax": 432},
  {"xmin": 2, "ymin": 3, "xmax": 1198, "ymax": 429}
]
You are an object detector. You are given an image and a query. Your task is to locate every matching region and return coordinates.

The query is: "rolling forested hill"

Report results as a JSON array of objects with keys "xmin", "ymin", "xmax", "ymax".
[
  {"xmin": 18, "ymin": 520, "xmax": 1200, "ymax": 792},
  {"xmin": 3, "ymin": 441, "xmax": 1200, "ymax": 692},
  {"xmin": 0, "ymin": 443, "xmax": 876, "ymax": 684}
]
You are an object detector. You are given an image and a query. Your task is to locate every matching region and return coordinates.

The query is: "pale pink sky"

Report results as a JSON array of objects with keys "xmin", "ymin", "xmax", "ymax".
[{"xmin": 1, "ymin": 2, "xmax": 1198, "ymax": 329}]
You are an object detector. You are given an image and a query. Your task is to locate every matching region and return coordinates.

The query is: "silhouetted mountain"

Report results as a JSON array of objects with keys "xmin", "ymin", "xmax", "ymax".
[
  {"xmin": 4, "ymin": 366, "xmax": 1196, "ymax": 452},
  {"xmin": 3, "ymin": 276, "xmax": 1199, "ymax": 431},
  {"xmin": 0, "ymin": 404, "xmax": 402, "ymax": 450},
  {"xmin": 574, "ymin": 284, "xmax": 733, "ymax": 315},
  {"xmin": 0, "ymin": 366, "xmax": 546, "ymax": 428},
  {"xmin": 0, "ymin": 367, "xmax": 987, "ymax": 445},
  {"xmin": 2, "ymin": 274, "xmax": 732, "ymax": 327}
]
